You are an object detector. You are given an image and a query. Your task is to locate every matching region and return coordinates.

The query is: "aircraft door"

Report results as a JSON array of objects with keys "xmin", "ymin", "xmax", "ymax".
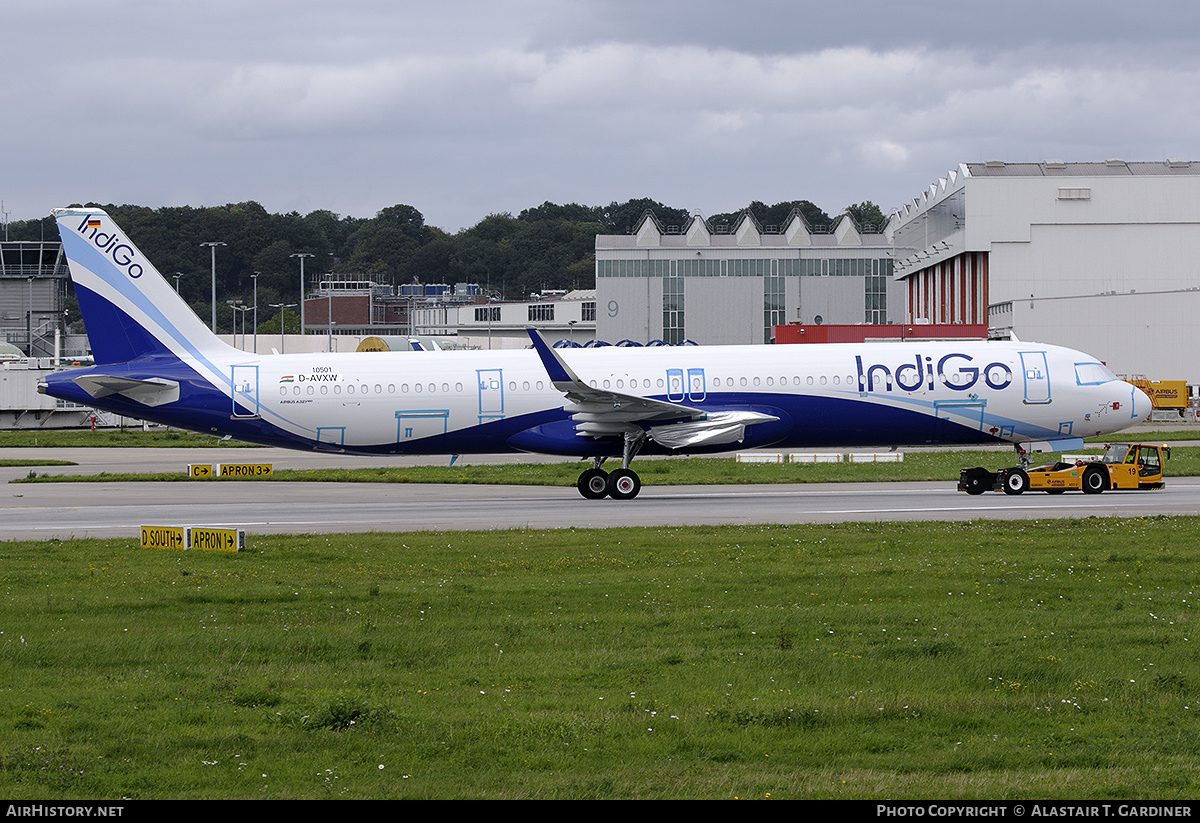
[
  {"xmin": 231, "ymin": 365, "xmax": 259, "ymax": 418},
  {"xmin": 667, "ymin": 368, "xmax": 685, "ymax": 402},
  {"xmin": 316, "ymin": 427, "xmax": 345, "ymax": 451},
  {"xmin": 667, "ymin": 367, "xmax": 706, "ymax": 402},
  {"xmin": 477, "ymin": 368, "xmax": 504, "ymax": 424},
  {"xmin": 1019, "ymin": 351, "xmax": 1051, "ymax": 404},
  {"xmin": 395, "ymin": 410, "xmax": 450, "ymax": 442}
]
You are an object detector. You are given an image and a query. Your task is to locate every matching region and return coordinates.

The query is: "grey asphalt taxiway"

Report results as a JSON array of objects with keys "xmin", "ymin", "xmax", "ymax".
[{"xmin": 3, "ymin": 446, "xmax": 1200, "ymax": 540}]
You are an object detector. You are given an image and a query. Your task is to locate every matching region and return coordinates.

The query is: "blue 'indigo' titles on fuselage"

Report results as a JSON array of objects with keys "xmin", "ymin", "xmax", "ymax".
[
  {"xmin": 856, "ymin": 353, "xmax": 1014, "ymax": 394},
  {"xmin": 77, "ymin": 216, "xmax": 144, "ymax": 279}
]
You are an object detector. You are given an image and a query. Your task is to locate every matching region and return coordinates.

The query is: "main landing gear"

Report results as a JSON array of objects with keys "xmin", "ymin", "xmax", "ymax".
[
  {"xmin": 576, "ymin": 431, "xmax": 646, "ymax": 501},
  {"xmin": 577, "ymin": 465, "xmax": 641, "ymax": 500}
]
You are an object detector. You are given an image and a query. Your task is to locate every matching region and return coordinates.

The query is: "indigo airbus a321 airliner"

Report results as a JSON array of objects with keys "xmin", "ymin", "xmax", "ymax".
[{"xmin": 40, "ymin": 207, "xmax": 1150, "ymax": 500}]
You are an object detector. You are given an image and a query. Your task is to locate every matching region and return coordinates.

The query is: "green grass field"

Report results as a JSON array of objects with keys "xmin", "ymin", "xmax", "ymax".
[
  {"xmin": 14, "ymin": 446, "xmax": 1200, "ymax": 487},
  {"xmin": 0, "ymin": 459, "xmax": 74, "ymax": 468},
  {"xmin": 0, "ymin": 429, "xmax": 259, "ymax": 448},
  {"xmin": 1, "ymin": 425, "xmax": 1195, "ymax": 450},
  {"xmin": 3, "ymin": 519, "xmax": 1200, "ymax": 799},
  {"xmin": 6, "ymin": 428, "xmax": 1200, "ymax": 798},
  {"xmin": 7, "ymin": 427, "xmax": 1200, "ymax": 489}
]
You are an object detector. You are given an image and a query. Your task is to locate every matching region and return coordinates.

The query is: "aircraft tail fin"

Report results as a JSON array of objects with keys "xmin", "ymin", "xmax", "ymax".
[{"xmin": 52, "ymin": 208, "xmax": 235, "ymax": 366}]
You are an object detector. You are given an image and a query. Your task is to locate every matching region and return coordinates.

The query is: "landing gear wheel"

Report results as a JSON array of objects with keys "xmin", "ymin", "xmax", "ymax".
[
  {"xmin": 577, "ymin": 468, "xmax": 610, "ymax": 499},
  {"xmin": 607, "ymin": 468, "xmax": 641, "ymax": 500},
  {"xmin": 1081, "ymin": 465, "xmax": 1107, "ymax": 494},
  {"xmin": 1002, "ymin": 469, "xmax": 1029, "ymax": 495}
]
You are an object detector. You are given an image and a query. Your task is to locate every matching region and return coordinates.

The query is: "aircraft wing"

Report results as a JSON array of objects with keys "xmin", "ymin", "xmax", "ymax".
[
  {"xmin": 642, "ymin": 410, "xmax": 779, "ymax": 448},
  {"xmin": 527, "ymin": 329, "xmax": 701, "ymax": 434},
  {"xmin": 526, "ymin": 330, "xmax": 777, "ymax": 446}
]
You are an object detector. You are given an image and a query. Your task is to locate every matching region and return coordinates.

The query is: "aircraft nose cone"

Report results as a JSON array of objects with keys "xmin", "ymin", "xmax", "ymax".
[{"xmin": 1132, "ymin": 386, "xmax": 1152, "ymax": 423}]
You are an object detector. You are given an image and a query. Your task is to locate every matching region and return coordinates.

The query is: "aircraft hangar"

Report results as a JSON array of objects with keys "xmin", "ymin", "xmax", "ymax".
[
  {"xmin": 596, "ymin": 159, "xmax": 1200, "ymax": 386},
  {"xmin": 594, "ymin": 210, "xmax": 900, "ymax": 345},
  {"xmin": 890, "ymin": 159, "xmax": 1200, "ymax": 383}
]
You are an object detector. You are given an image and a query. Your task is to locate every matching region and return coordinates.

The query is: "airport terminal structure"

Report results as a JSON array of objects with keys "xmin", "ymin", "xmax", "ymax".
[
  {"xmin": 0, "ymin": 239, "xmax": 96, "ymax": 427},
  {"xmin": 0, "ymin": 239, "xmax": 73, "ymax": 359}
]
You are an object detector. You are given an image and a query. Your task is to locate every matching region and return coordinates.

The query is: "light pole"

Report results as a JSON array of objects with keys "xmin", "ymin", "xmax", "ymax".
[
  {"xmin": 291, "ymin": 253, "xmax": 313, "ymax": 339},
  {"xmin": 226, "ymin": 299, "xmax": 244, "ymax": 349},
  {"xmin": 26, "ymin": 277, "xmax": 33, "ymax": 356},
  {"xmin": 201, "ymin": 242, "xmax": 226, "ymax": 332},
  {"xmin": 269, "ymin": 302, "xmax": 296, "ymax": 354},
  {"xmin": 235, "ymin": 304, "xmax": 249, "ymax": 349},
  {"xmin": 251, "ymin": 273, "xmax": 259, "ymax": 354},
  {"xmin": 172, "ymin": 272, "xmax": 184, "ymax": 293}
]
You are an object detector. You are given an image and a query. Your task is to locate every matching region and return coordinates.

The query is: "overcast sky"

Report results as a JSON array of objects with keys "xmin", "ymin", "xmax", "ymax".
[{"xmin": 4, "ymin": 0, "xmax": 1200, "ymax": 232}]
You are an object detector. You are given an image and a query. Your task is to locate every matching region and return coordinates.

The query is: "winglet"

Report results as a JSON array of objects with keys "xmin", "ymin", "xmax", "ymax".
[{"xmin": 527, "ymin": 328, "xmax": 579, "ymax": 386}]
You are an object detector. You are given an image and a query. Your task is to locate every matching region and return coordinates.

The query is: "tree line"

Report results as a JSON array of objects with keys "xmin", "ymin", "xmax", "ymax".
[{"xmin": 7, "ymin": 198, "xmax": 885, "ymax": 334}]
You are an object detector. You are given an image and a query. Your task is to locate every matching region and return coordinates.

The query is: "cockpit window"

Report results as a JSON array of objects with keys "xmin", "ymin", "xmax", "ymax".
[{"xmin": 1075, "ymin": 362, "xmax": 1118, "ymax": 385}]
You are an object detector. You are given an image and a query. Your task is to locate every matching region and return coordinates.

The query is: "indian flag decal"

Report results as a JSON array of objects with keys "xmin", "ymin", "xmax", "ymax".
[{"xmin": 280, "ymin": 375, "xmax": 294, "ymax": 383}]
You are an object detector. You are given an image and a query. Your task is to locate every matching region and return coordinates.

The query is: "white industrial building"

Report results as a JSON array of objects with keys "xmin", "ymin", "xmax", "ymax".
[
  {"xmin": 411, "ymin": 289, "xmax": 596, "ymax": 347},
  {"xmin": 595, "ymin": 211, "xmax": 900, "ymax": 345},
  {"xmin": 892, "ymin": 160, "xmax": 1200, "ymax": 382}
]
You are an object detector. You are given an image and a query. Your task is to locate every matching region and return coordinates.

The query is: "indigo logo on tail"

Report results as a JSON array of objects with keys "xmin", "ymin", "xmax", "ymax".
[{"xmin": 76, "ymin": 215, "xmax": 145, "ymax": 279}]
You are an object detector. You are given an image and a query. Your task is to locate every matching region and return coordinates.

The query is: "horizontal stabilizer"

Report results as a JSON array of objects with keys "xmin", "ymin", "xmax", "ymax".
[{"xmin": 72, "ymin": 375, "xmax": 181, "ymax": 407}]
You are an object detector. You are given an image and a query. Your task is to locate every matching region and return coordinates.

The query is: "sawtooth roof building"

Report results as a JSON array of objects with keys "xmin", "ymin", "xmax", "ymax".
[{"xmin": 595, "ymin": 210, "xmax": 899, "ymax": 345}]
